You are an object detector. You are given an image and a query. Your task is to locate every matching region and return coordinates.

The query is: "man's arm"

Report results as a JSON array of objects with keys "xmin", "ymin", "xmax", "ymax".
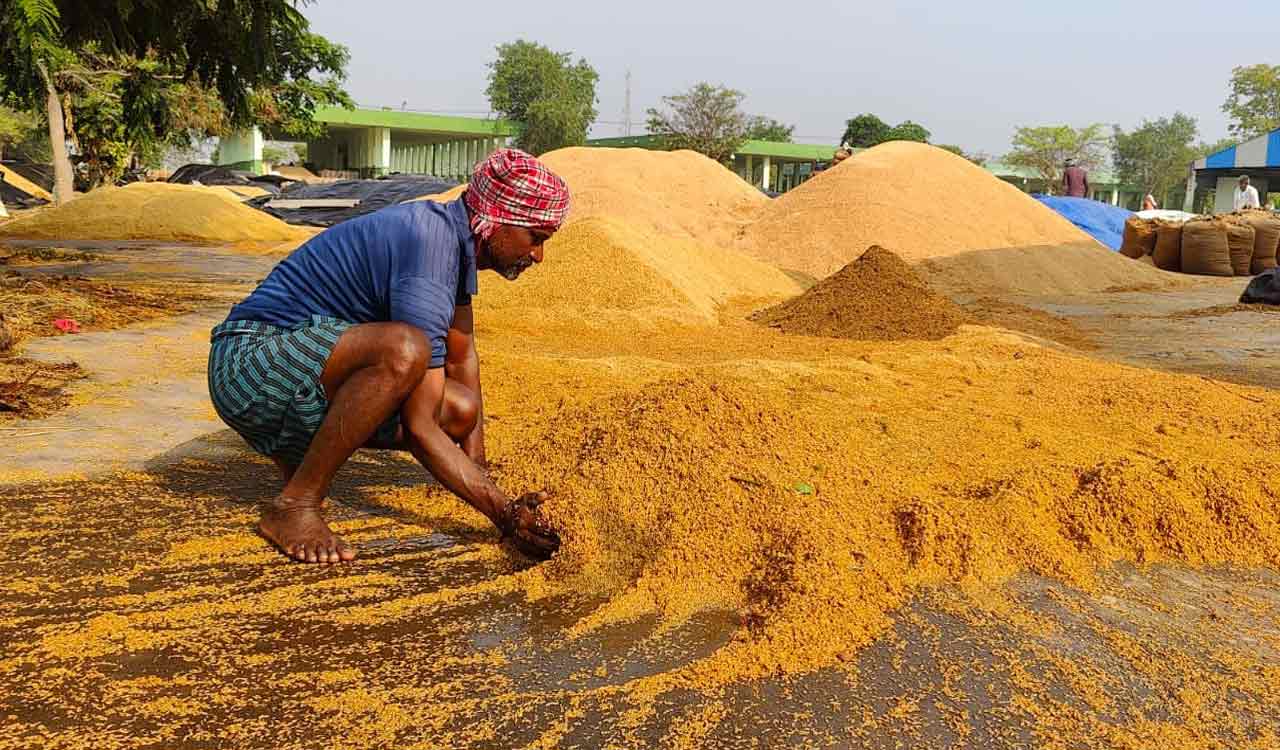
[
  {"xmin": 445, "ymin": 304, "xmax": 485, "ymax": 464},
  {"xmin": 400, "ymin": 365, "xmax": 559, "ymax": 559}
]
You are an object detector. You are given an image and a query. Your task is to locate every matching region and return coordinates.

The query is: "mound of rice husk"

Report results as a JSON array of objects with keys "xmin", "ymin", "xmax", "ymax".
[
  {"xmin": 0, "ymin": 182, "xmax": 311, "ymax": 246},
  {"xmin": 737, "ymin": 142, "xmax": 1172, "ymax": 296},
  {"xmin": 749, "ymin": 245, "xmax": 968, "ymax": 341},
  {"xmin": 478, "ymin": 216, "xmax": 801, "ymax": 325},
  {"xmin": 538, "ymin": 147, "xmax": 767, "ymax": 248}
]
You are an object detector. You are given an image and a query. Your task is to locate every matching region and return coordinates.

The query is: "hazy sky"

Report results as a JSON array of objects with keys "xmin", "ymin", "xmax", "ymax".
[{"xmin": 301, "ymin": 0, "xmax": 1274, "ymax": 156}]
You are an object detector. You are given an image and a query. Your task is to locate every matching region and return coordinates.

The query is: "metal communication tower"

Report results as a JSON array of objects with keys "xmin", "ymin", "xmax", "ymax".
[{"xmin": 623, "ymin": 70, "xmax": 632, "ymax": 137}]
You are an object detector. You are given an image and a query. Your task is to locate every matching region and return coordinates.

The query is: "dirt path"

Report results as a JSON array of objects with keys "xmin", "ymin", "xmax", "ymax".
[{"xmin": 2, "ymin": 243, "xmax": 278, "ymax": 483}]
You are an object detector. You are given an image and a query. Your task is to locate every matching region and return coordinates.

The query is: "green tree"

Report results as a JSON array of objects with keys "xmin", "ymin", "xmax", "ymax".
[
  {"xmin": 486, "ymin": 40, "xmax": 598, "ymax": 156},
  {"xmin": 886, "ymin": 120, "xmax": 930, "ymax": 143},
  {"xmin": 1006, "ymin": 124, "xmax": 1109, "ymax": 195},
  {"xmin": 936, "ymin": 144, "xmax": 989, "ymax": 166},
  {"xmin": 1223, "ymin": 64, "xmax": 1280, "ymax": 139},
  {"xmin": 646, "ymin": 83, "xmax": 747, "ymax": 163},
  {"xmin": 262, "ymin": 144, "xmax": 289, "ymax": 165},
  {"xmin": 0, "ymin": 0, "xmax": 351, "ymax": 199},
  {"xmin": 744, "ymin": 116, "xmax": 794, "ymax": 143},
  {"xmin": 0, "ymin": 104, "xmax": 38, "ymax": 160},
  {"xmin": 1112, "ymin": 113, "xmax": 1199, "ymax": 204},
  {"xmin": 841, "ymin": 113, "xmax": 932, "ymax": 148},
  {"xmin": 841, "ymin": 113, "xmax": 891, "ymax": 148}
]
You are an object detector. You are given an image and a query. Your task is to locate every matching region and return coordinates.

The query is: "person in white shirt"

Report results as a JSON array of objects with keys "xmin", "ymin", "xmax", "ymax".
[
  {"xmin": 1142, "ymin": 193, "xmax": 1158, "ymax": 211},
  {"xmin": 1234, "ymin": 175, "xmax": 1261, "ymax": 210}
]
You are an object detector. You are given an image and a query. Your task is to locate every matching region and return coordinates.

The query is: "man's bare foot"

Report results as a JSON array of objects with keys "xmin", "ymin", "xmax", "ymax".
[{"xmin": 257, "ymin": 495, "xmax": 356, "ymax": 564}]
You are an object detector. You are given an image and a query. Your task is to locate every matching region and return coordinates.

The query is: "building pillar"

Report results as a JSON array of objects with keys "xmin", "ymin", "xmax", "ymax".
[
  {"xmin": 746, "ymin": 155, "xmax": 754, "ymax": 185},
  {"xmin": 1111, "ymin": 188, "xmax": 1119, "ymax": 206},
  {"xmin": 370, "ymin": 127, "xmax": 391, "ymax": 176},
  {"xmin": 1183, "ymin": 171, "xmax": 1197, "ymax": 213},
  {"xmin": 218, "ymin": 127, "xmax": 264, "ymax": 173},
  {"xmin": 761, "ymin": 156, "xmax": 771, "ymax": 190}
]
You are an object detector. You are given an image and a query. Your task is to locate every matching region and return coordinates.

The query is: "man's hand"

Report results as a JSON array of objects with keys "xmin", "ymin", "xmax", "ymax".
[{"xmin": 499, "ymin": 491, "xmax": 560, "ymax": 561}]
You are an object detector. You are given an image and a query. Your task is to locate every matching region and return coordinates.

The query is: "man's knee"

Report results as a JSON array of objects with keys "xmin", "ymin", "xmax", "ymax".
[
  {"xmin": 380, "ymin": 323, "xmax": 429, "ymax": 388},
  {"xmin": 442, "ymin": 382, "xmax": 479, "ymax": 439}
]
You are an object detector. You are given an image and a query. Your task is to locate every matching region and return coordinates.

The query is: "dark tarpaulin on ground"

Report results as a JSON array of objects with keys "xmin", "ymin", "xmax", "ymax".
[
  {"xmin": 247, "ymin": 175, "xmax": 459, "ymax": 227},
  {"xmin": 1241, "ymin": 269, "xmax": 1280, "ymax": 304},
  {"xmin": 167, "ymin": 164, "xmax": 285, "ymax": 195}
]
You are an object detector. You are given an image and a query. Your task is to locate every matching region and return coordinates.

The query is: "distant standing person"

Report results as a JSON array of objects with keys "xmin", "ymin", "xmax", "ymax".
[
  {"xmin": 1062, "ymin": 159, "xmax": 1090, "ymax": 198},
  {"xmin": 1142, "ymin": 192, "xmax": 1158, "ymax": 211},
  {"xmin": 1234, "ymin": 175, "xmax": 1261, "ymax": 210}
]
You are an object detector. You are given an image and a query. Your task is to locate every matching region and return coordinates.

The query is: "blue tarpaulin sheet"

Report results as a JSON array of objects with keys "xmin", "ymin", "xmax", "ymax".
[{"xmin": 1031, "ymin": 195, "xmax": 1132, "ymax": 251}]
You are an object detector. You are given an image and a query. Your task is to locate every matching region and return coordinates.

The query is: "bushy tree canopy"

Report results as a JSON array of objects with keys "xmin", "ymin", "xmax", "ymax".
[{"xmin": 486, "ymin": 40, "xmax": 598, "ymax": 156}]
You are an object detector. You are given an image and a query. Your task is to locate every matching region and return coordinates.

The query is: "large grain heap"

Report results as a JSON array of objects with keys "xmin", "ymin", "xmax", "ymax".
[
  {"xmin": 478, "ymin": 215, "xmax": 800, "ymax": 325},
  {"xmin": 539, "ymin": 146, "xmax": 767, "ymax": 248},
  {"xmin": 736, "ymin": 142, "xmax": 1174, "ymax": 296},
  {"xmin": 0, "ymin": 182, "xmax": 311, "ymax": 246},
  {"xmin": 750, "ymin": 245, "xmax": 968, "ymax": 340}
]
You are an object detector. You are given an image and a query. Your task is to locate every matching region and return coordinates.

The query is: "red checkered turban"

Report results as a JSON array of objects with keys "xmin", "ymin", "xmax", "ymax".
[{"xmin": 464, "ymin": 148, "xmax": 570, "ymax": 240}]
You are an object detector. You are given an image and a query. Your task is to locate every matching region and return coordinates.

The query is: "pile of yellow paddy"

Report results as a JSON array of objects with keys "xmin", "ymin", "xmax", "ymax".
[
  {"xmin": 0, "ymin": 182, "xmax": 311, "ymax": 246},
  {"xmin": 476, "ymin": 216, "xmax": 801, "ymax": 324},
  {"xmin": 417, "ymin": 148, "xmax": 766, "ymax": 250},
  {"xmin": 538, "ymin": 147, "xmax": 768, "ymax": 248},
  {"xmin": 486, "ymin": 327, "xmax": 1280, "ymax": 680},
  {"xmin": 737, "ymin": 142, "xmax": 1176, "ymax": 296}
]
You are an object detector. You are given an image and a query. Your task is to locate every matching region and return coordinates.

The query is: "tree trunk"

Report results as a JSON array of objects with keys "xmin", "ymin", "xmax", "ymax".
[{"xmin": 36, "ymin": 61, "xmax": 74, "ymax": 204}]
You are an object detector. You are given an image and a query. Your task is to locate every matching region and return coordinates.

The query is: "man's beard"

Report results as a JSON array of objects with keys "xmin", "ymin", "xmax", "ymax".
[{"xmin": 498, "ymin": 255, "xmax": 534, "ymax": 281}]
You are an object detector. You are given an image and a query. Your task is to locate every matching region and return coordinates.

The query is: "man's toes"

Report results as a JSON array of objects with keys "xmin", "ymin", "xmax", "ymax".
[{"xmin": 338, "ymin": 542, "xmax": 357, "ymax": 562}]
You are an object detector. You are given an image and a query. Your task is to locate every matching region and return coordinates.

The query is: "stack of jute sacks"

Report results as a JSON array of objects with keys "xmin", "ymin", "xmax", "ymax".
[{"xmin": 1120, "ymin": 209, "xmax": 1280, "ymax": 276}]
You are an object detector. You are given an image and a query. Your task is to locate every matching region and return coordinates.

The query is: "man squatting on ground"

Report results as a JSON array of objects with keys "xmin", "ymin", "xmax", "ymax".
[{"xmin": 208, "ymin": 149, "xmax": 567, "ymax": 564}]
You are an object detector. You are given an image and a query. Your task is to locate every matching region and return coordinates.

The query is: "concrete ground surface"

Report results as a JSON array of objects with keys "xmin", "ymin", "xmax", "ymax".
[{"xmin": 2, "ymin": 244, "xmax": 1279, "ymax": 749}]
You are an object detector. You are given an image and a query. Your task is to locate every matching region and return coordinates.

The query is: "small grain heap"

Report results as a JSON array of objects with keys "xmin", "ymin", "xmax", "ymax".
[
  {"xmin": 749, "ymin": 245, "xmax": 968, "ymax": 341},
  {"xmin": 737, "ymin": 142, "xmax": 1172, "ymax": 296},
  {"xmin": 0, "ymin": 182, "xmax": 311, "ymax": 247}
]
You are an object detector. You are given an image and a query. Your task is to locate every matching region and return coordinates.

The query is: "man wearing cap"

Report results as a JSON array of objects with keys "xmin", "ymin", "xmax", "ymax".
[
  {"xmin": 1235, "ymin": 175, "xmax": 1261, "ymax": 210},
  {"xmin": 208, "ymin": 148, "xmax": 569, "ymax": 564}
]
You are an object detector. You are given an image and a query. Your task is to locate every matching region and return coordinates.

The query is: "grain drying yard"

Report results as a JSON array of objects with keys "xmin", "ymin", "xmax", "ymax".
[{"xmin": 2, "ymin": 144, "xmax": 1280, "ymax": 748}]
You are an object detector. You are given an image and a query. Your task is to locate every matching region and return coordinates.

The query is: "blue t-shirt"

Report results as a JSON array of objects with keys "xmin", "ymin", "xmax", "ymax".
[{"xmin": 227, "ymin": 199, "xmax": 477, "ymax": 368}]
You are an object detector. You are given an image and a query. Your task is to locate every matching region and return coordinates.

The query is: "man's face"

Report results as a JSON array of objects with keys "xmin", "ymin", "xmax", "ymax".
[
  {"xmin": 1241, "ymin": 178, "xmax": 1250, "ymax": 188},
  {"xmin": 483, "ymin": 224, "xmax": 553, "ymax": 281}
]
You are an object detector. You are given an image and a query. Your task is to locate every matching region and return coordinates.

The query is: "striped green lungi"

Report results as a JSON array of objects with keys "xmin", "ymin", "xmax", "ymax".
[{"xmin": 207, "ymin": 315, "xmax": 399, "ymax": 466}]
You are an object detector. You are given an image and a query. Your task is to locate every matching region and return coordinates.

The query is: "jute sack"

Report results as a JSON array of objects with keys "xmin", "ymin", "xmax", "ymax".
[
  {"xmin": 1242, "ymin": 210, "xmax": 1280, "ymax": 274},
  {"xmin": 1152, "ymin": 220, "xmax": 1183, "ymax": 272},
  {"xmin": 1225, "ymin": 218, "xmax": 1256, "ymax": 275},
  {"xmin": 1180, "ymin": 217, "xmax": 1233, "ymax": 276},
  {"xmin": 1120, "ymin": 216, "xmax": 1157, "ymax": 259}
]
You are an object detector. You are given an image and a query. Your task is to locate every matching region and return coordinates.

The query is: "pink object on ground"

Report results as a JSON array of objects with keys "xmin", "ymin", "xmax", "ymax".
[{"xmin": 53, "ymin": 318, "xmax": 80, "ymax": 334}]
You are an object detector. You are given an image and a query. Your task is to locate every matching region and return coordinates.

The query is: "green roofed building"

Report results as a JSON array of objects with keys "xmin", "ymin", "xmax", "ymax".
[
  {"xmin": 218, "ymin": 107, "xmax": 518, "ymax": 180},
  {"xmin": 585, "ymin": 135, "xmax": 840, "ymax": 194},
  {"xmin": 984, "ymin": 161, "xmax": 1144, "ymax": 209}
]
